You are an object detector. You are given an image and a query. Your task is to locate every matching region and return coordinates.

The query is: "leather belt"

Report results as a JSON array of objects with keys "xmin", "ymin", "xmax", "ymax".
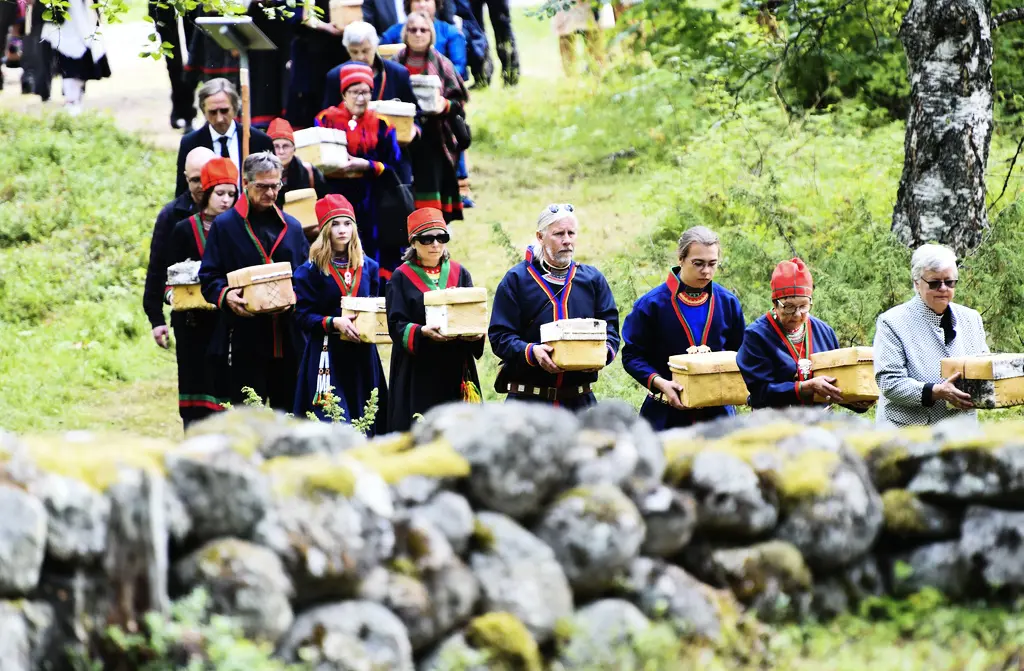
[{"xmin": 506, "ymin": 383, "xmax": 592, "ymax": 401}]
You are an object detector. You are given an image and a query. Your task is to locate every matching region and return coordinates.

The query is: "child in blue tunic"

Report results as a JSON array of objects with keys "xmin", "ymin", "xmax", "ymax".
[
  {"xmin": 736, "ymin": 258, "xmax": 869, "ymax": 412},
  {"xmin": 622, "ymin": 227, "xmax": 746, "ymax": 430},
  {"xmin": 292, "ymin": 195, "xmax": 389, "ymax": 434}
]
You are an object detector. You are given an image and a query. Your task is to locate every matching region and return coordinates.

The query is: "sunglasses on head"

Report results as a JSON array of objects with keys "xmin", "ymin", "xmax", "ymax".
[
  {"xmin": 415, "ymin": 232, "xmax": 450, "ymax": 245},
  {"xmin": 921, "ymin": 279, "xmax": 957, "ymax": 290},
  {"xmin": 548, "ymin": 203, "xmax": 574, "ymax": 214}
]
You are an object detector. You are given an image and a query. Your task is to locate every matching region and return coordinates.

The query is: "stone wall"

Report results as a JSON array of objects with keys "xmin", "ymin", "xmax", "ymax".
[{"xmin": 1, "ymin": 403, "xmax": 1022, "ymax": 669}]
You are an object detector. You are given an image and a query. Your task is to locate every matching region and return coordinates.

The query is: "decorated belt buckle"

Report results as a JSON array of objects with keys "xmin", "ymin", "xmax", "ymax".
[{"xmin": 797, "ymin": 358, "xmax": 813, "ymax": 380}]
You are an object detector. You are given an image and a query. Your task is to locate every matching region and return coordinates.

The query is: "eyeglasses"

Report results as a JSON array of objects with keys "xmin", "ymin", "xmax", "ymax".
[
  {"xmin": 206, "ymin": 107, "xmax": 233, "ymax": 116},
  {"xmin": 407, "ymin": 27, "xmax": 431, "ymax": 34},
  {"xmin": 345, "ymin": 88, "xmax": 373, "ymax": 99},
  {"xmin": 776, "ymin": 300, "xmax": 812, "ymax": 316},
  {"xmin": 414, "ymin": 232, "xmax": 450, "ymax": 245},
  {"xmin": 252, "ymin": 181, "xmax": 283, "ymax": 192},
  {"xmin": 921, "ymin": 278, "xmax": 958, "ymax": 290},
  {"xmin": 548, "ymin": 203, "xmax": 574, "ymax": 214}
]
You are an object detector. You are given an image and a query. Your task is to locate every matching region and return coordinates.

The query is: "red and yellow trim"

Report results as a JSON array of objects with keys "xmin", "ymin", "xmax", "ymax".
[
  {"xmin": 372, "ymin": 161, "xmax": 385, "ymax": 176},
  {"xmin": 525, "ymin": 343, "xmax": 537, "ymax": 366},
  {"xmin": 646, "ymin": 372, "xmax": 660, "ymax": 391}
]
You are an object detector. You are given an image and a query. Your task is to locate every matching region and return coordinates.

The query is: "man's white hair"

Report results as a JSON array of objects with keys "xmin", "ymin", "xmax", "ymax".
[
  {"xmin": 910, "ymin": 243, "xmax": 958, "ymax": 284},
  {"xmin": 343, "ymin": 21, "xmax": 380, "ymax": 49}
]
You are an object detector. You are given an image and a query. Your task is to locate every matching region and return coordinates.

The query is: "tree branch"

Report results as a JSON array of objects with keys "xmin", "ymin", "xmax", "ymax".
[
  {"xmin": 994, "ymin": 7, "xmax": 1024, "ymax": 27},
  {"xmin": 987, "ymin": 132, "xmax": 1024, "ymax": 213}
]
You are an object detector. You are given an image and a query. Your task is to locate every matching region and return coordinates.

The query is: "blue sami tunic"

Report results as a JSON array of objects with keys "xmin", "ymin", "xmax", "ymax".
[
  {"xmin": 488, "ymin": 257, "xmax": 620, "ymax": 410},
  {"xmin": 292, "ymin": 258, "xmax": 388, "ymax": 435},
  {"xmin": 621, "ymin": 273, "xmax": 746, "ymax": 430},
  {"xmin": 199, "ymin": 197, "xmax": 310, "ymax": 409},
  {"xmin": 736, "ymin": 313, "xmax": 840, "ymax": 409}
]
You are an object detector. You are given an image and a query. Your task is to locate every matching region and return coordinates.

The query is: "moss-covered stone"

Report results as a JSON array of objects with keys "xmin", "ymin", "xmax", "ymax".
[
  {"xmin": 723, "ymin": 422, "xmax": 807, "ymax": 445},
  {"xmin": 716, "ymin": 541, "xmax": 813, "ymax": 601},
  {"xmin": 773, "ymin": 450, "xmax": 840, "ymax": 502},
  {"xmin": 347, "ymin": 432, "xmax": 415, "ymax": 460},
  {"xmin": 465, "ymin": 612, "xmax": 543, "ymax": 671},
  {"xmin": 881, "ymin": 489, "xmax": 927, "ymax": 534},
  {"xmin": 185, "ymin": 407, "xmax": 287, "ymax": 458},
  {"xmin": 357, "ymin": 439, "xmax": 469, "ymax": 483},
  {"xmin": 389, "ymin": 556, "xmax": 420, "ymax": 578},
  {"xmin": 18, "ymin": 433, "xmax": 171, "ymax": 492},
  {"xmin": 471, "ymin": 518, "xmax": 496, "ymax": 552},
  {"xmin": 843, "ymin": 431, "xmax": 901, "ymax": 458},
  {"xmin": 557, "ymin": 485, "xmax": 638, "ymax": 524},
  {"xmin": 941, "ymin": 422, "xmax": 1024, "ymax": 452},
  {"xmin": 262, "ymin": 454, "xmax": 357, "ymax": 498}
]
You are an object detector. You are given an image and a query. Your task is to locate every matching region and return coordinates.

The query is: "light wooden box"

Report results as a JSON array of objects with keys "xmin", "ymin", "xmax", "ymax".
[
  {"xmin": 668, "ymin": 351, "xmax": 748, "ymax": 408},
  {"xmin": 941, "ymin": 354, "xmax": 1024, "ymax": 409},
  {"xmin": 294, "ymin": 127, "xmax": 349, "ymax": 176},
  {"xmin": 410, "ymin": 74, "xmax": 443, "ymax": 113},
  {"xmin": 810, "ymin": 347, "xmax": 878, "ymax": 403},
  {"xmin": 329, "ymin": 0, "xmax": 363, "ymax": 29},
  {"xmin": 540, "ymin": 318, "xmax": 607, "ymax": 372},
  {"xmin": 171, "ymin": 284, "xmax": 215, "ymax": 311},
  {"xmin": 226, "ymin": 262, "xmax": 295, "ymax": 315},
  {"xmin": 424, "ymin": 287, "xmax": 487, "ymax": 337},
  {"xmin": 341, "ymin": 297, "xmax": 392, "ymax": 344},
  {"xmin": 283, "ymin": 188, "xmax": 319, "ymax": 241},
  {"xmin": 368, "ymin": 100, "xmax": 416, "ymax": 144},
  {"xmin": 378, "ymin": 44, "xmax": 403, "ymax": 61}
]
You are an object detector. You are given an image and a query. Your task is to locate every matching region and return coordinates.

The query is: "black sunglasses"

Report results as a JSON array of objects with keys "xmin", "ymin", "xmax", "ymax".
[
  {"xmin": 921, "ymin": 279, "xmax": 958, "ymax": 290},
  {"xmin": 415, "ymin": 232, "xmax": 450, "ymax": 245}
]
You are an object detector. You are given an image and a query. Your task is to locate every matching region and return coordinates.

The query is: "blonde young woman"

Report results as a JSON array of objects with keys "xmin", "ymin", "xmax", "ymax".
[{"xmin": 292, "ymin": 194, "xmax": 388, "ymax": 434}]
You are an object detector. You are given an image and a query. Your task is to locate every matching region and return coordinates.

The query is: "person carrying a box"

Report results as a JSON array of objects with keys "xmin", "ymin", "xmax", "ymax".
[
  {"xmin": 621, "ymin": 226, "xmax": 747, "ymax": 430},
  {"xmin": 386, "ymin": 208, "xmax": 484, "ymax": 430},
  {"xmin": 488, "ymin": 204, "xmax": 620, "ymax": 410},
  {"xmin": 165, "ymin": 158, "xmax": 239, "ymax": 428},
  {"xmin": 199, "ymin": 152, "xmax": 311, "ymax": 411}
]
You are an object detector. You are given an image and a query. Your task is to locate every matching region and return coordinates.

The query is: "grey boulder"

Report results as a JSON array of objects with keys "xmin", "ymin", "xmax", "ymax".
[
  {"xmin": 410, "ymin": 492, "xmax": 475, "ymax": 556},
  {"xmin": 960, "ymin": 506, "xmax": 1024, "ymax": 590},
  {"xmin": 30, "ymin": 472, "xmax": 110, "ymax": 564},
  {"xmin": 556, "ymin": 599, "xmax": 652, "ymax": 670},
  {"xmin": 278, "ymin": 600, "xmax": 414, "ymax": 671},
  {"xmin": 690, "ymin": 451, "xmax": 778, "ymax": 537},
  {"xmin": 625, "ymin": 481, "xmax": 698, "ymax": 558},
  {"xmin": 0, "ymin": 486, "xmax": 47, "ymax": 596},
  {"xmin": 891, "ymin": 540, "xmax": 972, "ymax": 599},
  {"xmin": 619, "ymin": 557, "xmax": 724, "ymax": 640}
]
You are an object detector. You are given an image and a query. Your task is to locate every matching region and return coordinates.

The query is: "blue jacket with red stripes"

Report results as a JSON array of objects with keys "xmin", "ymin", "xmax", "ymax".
[{"xmin": 488, "ymin": 257, "xmax": 620, "ymax": 390}]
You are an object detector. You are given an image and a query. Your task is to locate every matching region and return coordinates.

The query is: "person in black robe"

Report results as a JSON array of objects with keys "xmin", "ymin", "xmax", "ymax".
[
  {"xmin": 199, "ymin": 151, "xmax": 311, "ymax": 410},
  {"xmin": 284, "ymin": 0, "xmax": 349, "ymax": 129},
  {"xmin": 166, "ymin": 158, "xmax": 238, "ymax": 428},
  {"xmin": 386, "ymin": 207, "xmax": 483, "ymax": 431}
]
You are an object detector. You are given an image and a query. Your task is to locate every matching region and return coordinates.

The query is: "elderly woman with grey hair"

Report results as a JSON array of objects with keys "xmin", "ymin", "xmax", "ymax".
[
  {"xmin": 487, "ymin": 204, "xmax": 620, "ymax": 410},
  {"xmin": 199, "ymin": 151, "xmax": 311, "ymax": 411},
  {"xmin": 874, "ymin": 244, "xmax": 988, "ymax": 427},
  {"xmin": 322, "ymin": 22, "xmax": 417, "ymax": 114},
  {"xmin": 621, "ymin": 226, "xmax": 746, "ymax": 429}
]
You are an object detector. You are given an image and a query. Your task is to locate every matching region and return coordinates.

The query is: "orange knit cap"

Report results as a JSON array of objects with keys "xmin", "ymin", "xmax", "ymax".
[
  {"xmin": 200, "ymin": 157, "xmax": 239, "ymax": 192},
  {"xmin": 268, "ymin": 117, "xmax": 295, "ymax": 144},
  {"xmin": 315, "ymin": 194, "xmax": 356, "ymax": 231},
  {"xmin": 771, "ymin": 258, "xmax": 813, "ymax": 301},
  {"xmin": 407, "ymin": 207, "xmax": 447, "ymax": 240}
]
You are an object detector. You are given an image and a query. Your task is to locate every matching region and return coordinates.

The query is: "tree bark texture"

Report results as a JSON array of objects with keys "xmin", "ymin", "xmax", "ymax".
[{"xmin": 892, "ymin": 0, "xmax": 993, "ymax": 255}]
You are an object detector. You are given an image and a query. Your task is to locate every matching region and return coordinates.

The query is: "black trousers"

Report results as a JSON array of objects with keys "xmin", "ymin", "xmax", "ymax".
[
  {"xmin": 20, "ymin": 0, "xmax": 52, "ymax": 99},
  {"xmin": 0, "ymin": 0, "xmax": 19, "ymax": 90},
  {"xmin": 469, "ymin": 0, "xmax": 519, "ymax": 85},
  {"xmin": 148, "ymin": 2, "xmax": 196, "ymax": 122},
  {"xmin": 229, "ymin": 350, "xmax": 299, "ymax": 413}
]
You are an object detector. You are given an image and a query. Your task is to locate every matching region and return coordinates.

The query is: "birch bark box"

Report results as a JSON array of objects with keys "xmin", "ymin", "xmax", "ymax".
[
  {"xmin": 368, "ymin": 100, "xmax": 416, "ymax": 144},
  {"xmin": 667, "ymin": 351, "xmax": 748, "ymax": 408},
  {"xmin": 283, "ymin": 188, "xmax": 319, "ymax": 240},
  {"xmin": 167, "ymin": 260, "xmax": 215, "ymax": 311},
  {"xmin": 810, "ymin": 347, "xmax": 879, "ymax": 403},
  {"xmin": 226, "ymin": 262, "xmax": 295, "ymax": 315},
  {"xmin": 329, "ymin": 0, "xmax": 363, "ymax": 29},
  {"xmin": 294, "ymin": 127, "xmax": 349, "ymax": 176},
  {"xmin": 410, "ymin": 74, "xmax": 444, "ymax": 113},
  {"xmin": 940, "ymin": 355, "xmax": 1024, "ymax": 408},
  {"xmin": 423, "ymin": 287, "xmax": 487, "ymax": 337},
  {"xmin": 341, "ymin": 297, "xmax": 392, "ymax": 344},
  {"xmin": 378, "ymin": 44, "xmax": 403, "ymax": 61},
  {"xmin": 540, "ymin": 318, "xmax": 607, "ymax": 371}
]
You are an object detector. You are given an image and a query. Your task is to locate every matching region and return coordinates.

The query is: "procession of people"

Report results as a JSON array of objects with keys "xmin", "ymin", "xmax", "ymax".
[{"xmin": 137, "ymin": 13, "xmax": 995, "ymax": 435}]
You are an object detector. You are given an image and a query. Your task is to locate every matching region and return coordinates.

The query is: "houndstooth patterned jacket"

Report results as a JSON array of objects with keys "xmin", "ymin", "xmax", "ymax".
[{"xmin": 873, "ymin": 295, "xmax": 989, "ymax": 428}]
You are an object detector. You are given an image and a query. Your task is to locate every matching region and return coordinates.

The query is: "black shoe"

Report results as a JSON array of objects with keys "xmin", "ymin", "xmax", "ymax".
[{"xmin": 21, "ymin": 76, "xmax": 33, "ymax": 95}]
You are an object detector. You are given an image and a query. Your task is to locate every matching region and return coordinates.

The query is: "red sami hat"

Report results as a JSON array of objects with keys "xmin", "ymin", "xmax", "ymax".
[
  {"xmin": 407, "ymin": 207, "xmax": 446, "ymax": 240},
  {"xmin": 268, "ymin": 117, "xmax": 295, "ymax": 144},
  {"xmin": 200, "ymin": 157, "xmax": 239, "ymax": 192},
  {"xmin": 771, "ymin": 258, "xmax": 814, "ymax": 301},
  {"xmin": 340, "ymin": 62, "xmax": 374, "ymax": 94},
  {"xmin": 315, "ymin": 194, "xmax": 356, "ymax": 231}
]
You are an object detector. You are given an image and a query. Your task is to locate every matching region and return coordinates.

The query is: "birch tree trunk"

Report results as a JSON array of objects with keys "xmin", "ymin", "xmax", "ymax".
[{"xmin": 892, "ymin": 0, "xmax": 994, "ymax": 255}]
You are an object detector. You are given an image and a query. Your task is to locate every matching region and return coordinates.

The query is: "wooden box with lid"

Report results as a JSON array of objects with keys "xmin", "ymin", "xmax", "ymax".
[
  {"xmin": 283, "ymin": 188, "xmax": 318, "ymax": 241},
  {"xmin": 540, "ymin": 318, "xmax": 607, "ymax": 372},
  {"xmin": 294, "ymin": 127, "xmax": 349, "ymax": 176},
  {"xmin": 941, "ymin": 355, "xmax": 1024, "ymax": 408},
  {"xmin": 167, "ymin": 260, "xmax": 215, "ymax": 311},
  {"xmin": 810, "ymin": 347, "xmax": 878, "ymax": 403},
  {"xmin": 329, "ymin": 0, "xmax": 363, "ymax": 29},
  {"xmin": 667, "ymin": 351, "xmax": 748, "ymax": 408},
  {"xmin": 226, "ymin": 262, "xmax": 295, "ymax": 315},
  {"xmin": 423, "ymin": 287, "xmax": 487, "ymax": 337},
  {"xmin": 340, "ymin": 297, "xmax": 391, "ymax": 344},
  {"xmin": 368, "ymin": 100, "xmax": 417, "ymax": 144}
]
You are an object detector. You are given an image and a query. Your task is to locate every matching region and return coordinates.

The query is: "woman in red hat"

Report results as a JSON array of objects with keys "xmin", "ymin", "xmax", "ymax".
[
  {"xmin": 386, "ymin": 207, "xmax": 483, "ymax": 430},
  {"xmin": 737, "ymin": 258, "xmax": 866, "ymax": 410},
  {"xmin": 292, "ymin": 194, "xmax": 388, "ymax": 434},
  {"xmin": 314, "ymin": 62, "xmax": 406, "ymax": 280},
  {"xmin": 268, "ymin": 117, "xmax": 327, "ymax": 207},
  {"xmin": 165, "ymin": 157, "xmax": 238, "ymax": 428}
]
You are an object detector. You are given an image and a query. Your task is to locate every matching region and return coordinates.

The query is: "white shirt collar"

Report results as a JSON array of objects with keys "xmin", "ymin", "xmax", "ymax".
[{"xmin": 209, "ymin": 121, "xmax": 237, "ymax": 142}]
